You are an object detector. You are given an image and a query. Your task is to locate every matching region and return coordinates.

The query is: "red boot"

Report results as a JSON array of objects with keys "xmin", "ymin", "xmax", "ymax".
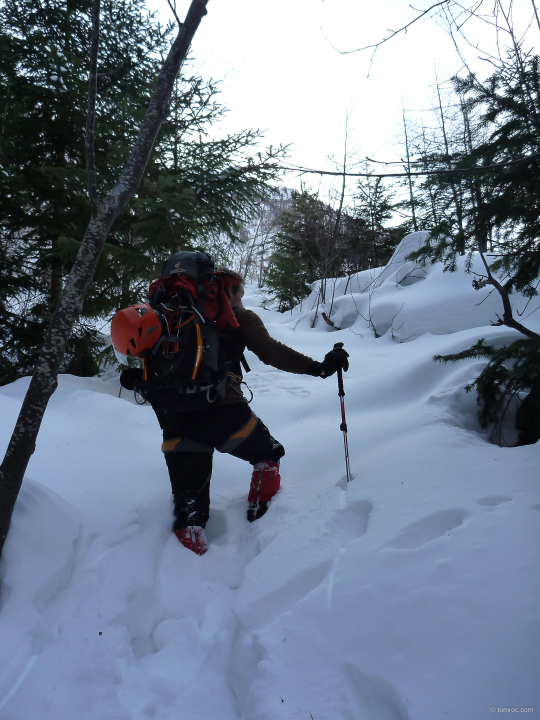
[
  {"xmin": 175, "ymin": 526, "xmax": 208, "ymax": 555},
  {"xmin": 248, "ymin": 460, "xmax": 281, "ymax": 522}
]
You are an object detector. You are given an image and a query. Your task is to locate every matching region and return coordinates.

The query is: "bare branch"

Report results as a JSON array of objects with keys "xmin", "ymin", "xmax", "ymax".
[
  {"xmin": 322, "ymin": 312, "xmax": 341, "ymax": 330},
  {"xmin": 478, "ymin": 250, "xmax": 540, "ymax": 342},
  {"xmin": 516, "ymin": 276, "xmax": 540, "ymax": 317},
  {"xmin": 532, "ymin": 0, "xmax": 540, "ymax": 33},
  {"xmin": 271, "ymin": 150, "xmax": 540, "ymax": 179},
  {"xmin": 322, "ymin": 0, "xmax": 451, "ymax": 56},
  {"xmin": 166, "ymin": 0, "xmax": 183, "ymax": 28}
]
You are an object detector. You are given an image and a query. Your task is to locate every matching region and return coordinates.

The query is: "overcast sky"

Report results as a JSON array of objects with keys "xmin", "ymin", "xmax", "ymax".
[{"xmin": 151, "ymin": 1, "xmax": 538, "ymax": 197}]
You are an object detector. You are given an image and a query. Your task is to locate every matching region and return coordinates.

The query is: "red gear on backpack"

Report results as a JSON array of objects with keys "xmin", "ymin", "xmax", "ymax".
[
  {"xmin": 110, "ymin": 303, "xmax": 161, "ymax": 357},
  {"xmin": 148, "ymin": 272, "xmax": 240, "ymax": 332}
]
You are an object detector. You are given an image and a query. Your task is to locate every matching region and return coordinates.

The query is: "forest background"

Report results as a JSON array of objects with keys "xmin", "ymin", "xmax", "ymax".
[{"xmin": 1, "ymin": 0, "xmax": 539, "ymax": 446}]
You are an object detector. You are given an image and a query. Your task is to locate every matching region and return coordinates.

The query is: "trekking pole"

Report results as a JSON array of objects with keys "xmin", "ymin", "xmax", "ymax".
[{"xmin": 334, "ymin": 342, "xmax": 352, "ymax": 483}]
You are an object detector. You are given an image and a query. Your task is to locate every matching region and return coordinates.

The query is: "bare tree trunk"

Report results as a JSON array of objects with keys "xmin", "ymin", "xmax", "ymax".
[
  {"xmin": 420, "ymin": 124, "xmax": 438, "ymax": 227},
  {"xmin": 0, "ymin": 0, "xmax": 210, "ymax": 560},
  {"xmin": 402, "ymin": 105, "xmax": 418, "ymax": 232},
  {"xmin": 328, "ymin": 117, "xmax": 349, "ymax": 316},
  {"xmin": 435, "ymin": 77, "xmax": 466, "ymax": 254}
]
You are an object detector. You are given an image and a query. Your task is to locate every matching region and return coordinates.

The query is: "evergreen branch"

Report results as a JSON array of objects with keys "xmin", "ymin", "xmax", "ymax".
[
  {"xmin": 96, "ymin": 59, "xmax": 131, "ymax": 79},
  {"xmin": 86, "ymin": 0, "xmax": 101, "ymax": 216},
  {"xmin": 433, "ymin": 338, "xmax": 495, "ymax": 363},
  {"xmin": 106, "ymin": 0, "xmax": 208, "ymax": 215}
]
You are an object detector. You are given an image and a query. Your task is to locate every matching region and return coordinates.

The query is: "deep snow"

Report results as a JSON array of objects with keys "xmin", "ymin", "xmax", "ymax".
[{"xmin": 0, "ymin": 233, "xmax": 539, "ymax": 720}]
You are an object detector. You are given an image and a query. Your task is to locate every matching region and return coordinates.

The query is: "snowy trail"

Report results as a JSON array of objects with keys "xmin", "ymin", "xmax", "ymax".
[
  {"xmin": 1, "ymin": 235, "xmax": 539, "ymax": 719},
  {"xmin": 0, "ymin": 448, "xmax": 368, "ymax": 719}
]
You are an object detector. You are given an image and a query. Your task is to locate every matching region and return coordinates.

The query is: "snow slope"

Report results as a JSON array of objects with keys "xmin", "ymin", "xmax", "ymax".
[{"xmin": 0, "ymin": 233, "xmax": 539, "ymax": 720}]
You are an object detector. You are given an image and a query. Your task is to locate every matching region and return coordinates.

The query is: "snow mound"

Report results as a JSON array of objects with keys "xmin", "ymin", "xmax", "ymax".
[{"xmin": 287, "ymin": 232, "xmax": 540, "ymax": 343}]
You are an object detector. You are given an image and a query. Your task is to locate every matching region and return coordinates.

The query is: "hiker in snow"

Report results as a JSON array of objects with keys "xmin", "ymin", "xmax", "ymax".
[{"xmin": 112, "ymin": 252, "xmax": 349, "ymax": 555}]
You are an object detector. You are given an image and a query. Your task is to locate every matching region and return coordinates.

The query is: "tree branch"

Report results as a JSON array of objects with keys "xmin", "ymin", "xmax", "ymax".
[
  {"xmin": 322, "ymin": 0, "xmax": 450, "ymax": 56},
  {"xmin": 532, "ymin": 0, "xmax": 540, "ymax": 34},
  {"xmin": 105, "ymin": 0, "xmax": 208, "ymax": 214},
  {"xmin": 86, "ymin": 0, "xmax": 100, "ymax": 216},
  {"xmin": 167, "ymin": 0, "xmax": 183, "ymax": 27},
  {"xmin": 267, "ymin": 151, "xmax": 540, "ymax": 179},
  {"xmin": 478, "ymin": 249, "xmax": 540, "ymax": 343}
]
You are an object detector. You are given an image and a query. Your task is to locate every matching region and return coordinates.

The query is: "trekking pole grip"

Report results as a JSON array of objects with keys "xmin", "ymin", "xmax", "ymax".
[
  {"xmin": 334, "ymin": 342, "xmax": 345, "ymax": 397},
  {"xmin": 337, "ymin": 368, "xmax": 345, "ymax": 398}
]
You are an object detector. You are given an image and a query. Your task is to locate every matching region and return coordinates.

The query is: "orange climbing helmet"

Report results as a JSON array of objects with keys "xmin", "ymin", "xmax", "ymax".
[{"xmin": 110, "ymin": 303, "xmax": 161, "ymax": 357}]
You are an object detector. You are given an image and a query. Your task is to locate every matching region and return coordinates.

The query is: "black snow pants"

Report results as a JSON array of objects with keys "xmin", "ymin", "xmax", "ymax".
[{"xmin": 160, "ymin": 403, "xmax": 284, "ymax": 529}]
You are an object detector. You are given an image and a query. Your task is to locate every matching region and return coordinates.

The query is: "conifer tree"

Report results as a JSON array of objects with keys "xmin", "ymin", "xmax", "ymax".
[
  {"xmin": 409, "ymin": 51, "xmax": 540, "ymax": 443},
  {"xmin": 351, "ymin": 170, "xmax": 403, "ymax": 269},
  {"xmin": 263, "ymin": 184, "xmax": 404, "ymax": 312},
  {"xmin": 0, "ymin": 0, "xmax": 215, "ymax": 562},
  {"xmin": 0, "ymin": 0, "xmax": 172, "ymax": 380},
  {"xmin": 0, "ymin": 0, "xmax": 282, "ymax": 383},
  {"xmin": 264, "ymin": 190, "xmax": 339, "ymax": 312}
]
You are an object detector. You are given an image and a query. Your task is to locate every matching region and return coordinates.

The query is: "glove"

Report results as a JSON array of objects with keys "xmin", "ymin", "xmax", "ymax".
[
  {"xmin": 120, "ymin": 367, "xmax": 143, "ymax": 391},
  {"xmin": 320, "ymin": 346, "xmax": 349, "ymax": 378}
]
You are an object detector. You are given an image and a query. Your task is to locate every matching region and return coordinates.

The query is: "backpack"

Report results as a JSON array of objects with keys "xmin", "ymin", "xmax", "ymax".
[{"xmin": 137, "ymin": 251, "xmax": 244, "ymax": 417}]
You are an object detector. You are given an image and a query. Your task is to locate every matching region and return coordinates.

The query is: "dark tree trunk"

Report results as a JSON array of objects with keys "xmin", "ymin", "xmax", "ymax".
[
  {"xmin": 0, "ymin": 0, "xmax": 210, "ymax": 560},
  {"xmin": 516, "ymin": 381, "xmax": 540, "ymax": 446},
  {"xmin": 402, "ymin": 106, "xmax": 418, "ymax": 232}
]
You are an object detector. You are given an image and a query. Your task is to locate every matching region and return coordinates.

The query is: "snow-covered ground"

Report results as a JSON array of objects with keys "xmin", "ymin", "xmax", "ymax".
[{"xmin": 1, "ymin": 233, "xmax": 539, "ymax": 720}]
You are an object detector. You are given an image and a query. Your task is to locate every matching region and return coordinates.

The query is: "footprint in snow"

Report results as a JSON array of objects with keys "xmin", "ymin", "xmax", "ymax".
[
  {"xmin": 477, "ymin": 495, "xmax": 511, "ymax": 507},
  {"xmin": 246, "ymin": 375, "xmax": 310, "ymax": 397},
  {"xmin": 333, "ymin": 499, "xmax": 372, "ymax": 545},
  {"xmin": 276, "ymin": 384, "xmax": 310, "ymax": 397},
  {"xmin": 340, "ymin": 661, "xmax": 411, "ymax": 720},
  {"xmin": 385, "ymin": 509, "xmax": 467, "ymax": 550},
  {"xmin": 205, "ymin": 508, "xmax": 229, "ymax": 546}
]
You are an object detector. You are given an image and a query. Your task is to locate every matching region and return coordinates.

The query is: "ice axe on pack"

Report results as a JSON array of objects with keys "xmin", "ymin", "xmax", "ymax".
[{"xmin": 333, "ymin": 342, "xmax": 352, "ymax": 484}]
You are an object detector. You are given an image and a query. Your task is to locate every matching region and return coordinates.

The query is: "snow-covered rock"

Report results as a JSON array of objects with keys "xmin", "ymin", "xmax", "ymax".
[{"xmin": 293, "ymin": 232, "xmax": 540, "ymax": 344}]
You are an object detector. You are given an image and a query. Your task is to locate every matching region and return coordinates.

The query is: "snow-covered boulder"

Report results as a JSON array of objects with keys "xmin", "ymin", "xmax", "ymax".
[
  {"xmin": 289, "ymin": 231, "xmax": 540, "ymax": 342},
  {"xmin": 373, "ymin": 230, "xmax": 430, "ymax": 289}
]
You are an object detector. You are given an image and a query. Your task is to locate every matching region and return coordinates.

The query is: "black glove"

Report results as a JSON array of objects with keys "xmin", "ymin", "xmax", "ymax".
[
  {"xmin": 120, "ymin": 367, "xmax": 143, "ymax": 391},
  {"xmin": 320, "ymin": 346, "xmax": 349, "ymax": 378}
]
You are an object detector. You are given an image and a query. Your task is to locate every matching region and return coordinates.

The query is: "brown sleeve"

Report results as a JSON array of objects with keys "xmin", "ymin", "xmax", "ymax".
[{"xmin": 235, "ymin": 308, "xmax": 315, "ymax": 374}]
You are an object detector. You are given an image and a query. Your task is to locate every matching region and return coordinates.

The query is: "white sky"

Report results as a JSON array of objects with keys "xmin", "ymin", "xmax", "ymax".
[{"xmin": 151, "ymin": 0, "xmax": 539, "ymax": 198}]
